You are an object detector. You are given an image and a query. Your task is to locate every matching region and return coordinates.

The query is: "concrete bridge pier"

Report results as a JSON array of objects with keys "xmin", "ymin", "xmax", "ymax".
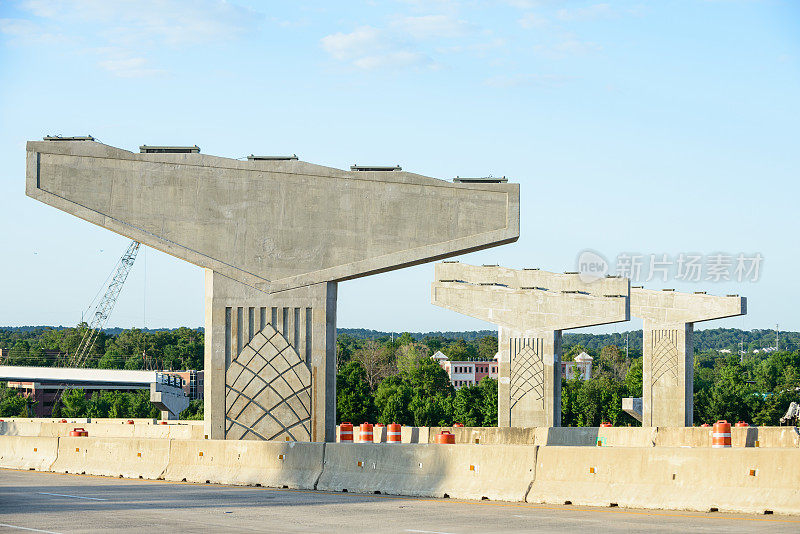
[
  {"xmin": 432, "ymin": 263, "xmax": 630, "ymax": 427},
  {"xmin": 26, "ymin": 138, "xmax": 520, "ymax": 442},
  {"xmin": 631, "ymin": 288, "xmax": 746, "ymax": 427},
  {"xmin": 204, "ymin": 271, "xmax": 336, "ymax": 442}
]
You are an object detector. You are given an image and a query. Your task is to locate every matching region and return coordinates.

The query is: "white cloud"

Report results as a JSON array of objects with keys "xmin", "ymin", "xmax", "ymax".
[
  {"xmin": 7, "ymin": 0, "xmax": 261, "ymax": 77},
  {"xmin": 518, "ymin": 12, "xmax": 550, "ymax": 29},
  {"xmin": 321, "ymin": 26, "xmax": 383, "ymax": 61},
  {"xmin": 484, "ymin": 73, "xmax": 573, "ymax": 88},
  {"xmin": 353, "ymin": 51, "xmax": 430, "ymax": 70},
  {"xmin": 556, "ymin": 3, "xmax": 614, "ymax": 21},
  {"xmin": 391, "ymin": 14, "xmax": 474, "ymax": 40},
  {"xmin": 0, "ymin": 17, "xmax": 68, "ymax": 44},
  {"xmin": 320, "ymin": 16, "xmax": 473, "ymax": 70},
  {"xmin": 534, "ymin": 39, "xmax": 601, "ymax": 57},
  {"xmin": 97, "ymin": 56, "xmax": 165, "ymax": 78},
  {"xmin": 19, "ymin": 0, "xmax": 260, "ymax": 45}
]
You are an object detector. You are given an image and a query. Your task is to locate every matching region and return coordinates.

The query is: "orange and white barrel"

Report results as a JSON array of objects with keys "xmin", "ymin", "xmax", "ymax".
[
  {"xmin": 69, "ymin": 427, "xmax": 88, "ymax": 437},
  {"xmin": 600, "ymin": 422, "xmax": 612, "ymax": 428},
  {"xmin": 712, "ymin": 420, "xmax": 731, "ymax": 448},
  {"xmin": 339, "ymin": 422, "xmax": 353, "ymax": 442},
  {"xmin": 359, "ymin": 423, "xmax": 373, "ymax": 443},
  {"xmin": 700, "ymin": 423, "xmax": 711, "ymax": 427},
  {"xmin": 735, "ymin": 421, "xmax": 749, "ymax": 428},
  {"xmin": 387, "ymin": 423, "xmax": 402, "ymax": 443},
  {"xmin": 435, "ymin": 431, "xmax": 456, "ymax": 444},
  {"xmin": 453, "ymin": 423, "xmax": 464, "ymax": 428}
]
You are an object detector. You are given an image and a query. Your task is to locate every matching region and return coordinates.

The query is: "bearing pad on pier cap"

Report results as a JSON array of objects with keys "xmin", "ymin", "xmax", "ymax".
[
  {"xmin": 432, "ymin": 263, "xmax": 629, "ymax": 427},
  {"xmin": 631, "ymin": 287, "xmax": 746, "ymax": 427},
  {"xmin": 25, "ymin": 138, "xmax": 520, "ymax": 441}
]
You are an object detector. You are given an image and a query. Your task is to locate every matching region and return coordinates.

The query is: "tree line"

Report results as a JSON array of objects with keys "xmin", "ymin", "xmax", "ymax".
[{"xmin": 1, "ymin": 326, "xmax": 798, "ymax": 426}]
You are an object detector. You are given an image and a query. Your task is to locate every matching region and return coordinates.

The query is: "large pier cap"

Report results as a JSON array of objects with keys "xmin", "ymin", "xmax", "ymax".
[{"xmin": 25, "ymin": 138, "xmax": 520, "ymax": 442}]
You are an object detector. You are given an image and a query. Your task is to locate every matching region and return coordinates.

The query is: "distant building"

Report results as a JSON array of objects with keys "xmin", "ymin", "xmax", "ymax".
[
  {"xmin": 561, "ymin": 351, "xmax": 593, "ymax": 381},
  {"xmin": 6, "ymin": 369, "xmax": 203, "ymax": 417},
  {"xmin": 431, "ymin": 351, "xmax": 498, "ymax": 389},
  {"xmin": 166, "ymin": 370, "xmax": 204, "ymax": 400}
]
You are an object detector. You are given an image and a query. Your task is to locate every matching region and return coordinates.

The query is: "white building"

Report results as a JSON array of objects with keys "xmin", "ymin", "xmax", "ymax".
[
  {"xmin": 431, "ymin": 351, "xmax": 498, "ymax": 389},
  {"xmin": 561, "ymin": 351, "xmax": 592, "ymax": 381}
]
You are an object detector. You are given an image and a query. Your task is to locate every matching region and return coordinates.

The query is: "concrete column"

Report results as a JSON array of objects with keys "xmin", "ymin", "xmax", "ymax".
[
  {"xmin": 498, "ymin": 328, "xmax": 562, "ymax": 427},
  {"xmin": 433, "ymin": 263, "xmax": 629, "ymax": 428},
  {"xmin": 204, "ymin": 270, "xmax": 337, "ymax": 442},
  {"xmin": 632, "ymin": 288, "xmax": 746, "ymax": 427}
]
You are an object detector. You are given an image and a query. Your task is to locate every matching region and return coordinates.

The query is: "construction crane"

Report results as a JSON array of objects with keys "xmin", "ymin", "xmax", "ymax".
[
  {"xmin": 70, "ymin": 240, "xmax": 140, "ymax": 368},
  {"xmin": 49, "ymin": 240, "xmax": 140, "ymax": 414}
]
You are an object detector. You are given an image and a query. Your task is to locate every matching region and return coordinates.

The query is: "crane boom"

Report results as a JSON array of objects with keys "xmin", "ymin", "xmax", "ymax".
[{"xmin": 70, "ymin": 241, "xmax": 140, "ymax": 368}]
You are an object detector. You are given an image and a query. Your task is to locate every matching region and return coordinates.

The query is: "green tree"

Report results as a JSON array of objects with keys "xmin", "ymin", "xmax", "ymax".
[
  {"xmin": 410, "ymin": 393, "xmax": 453, "ymax": 426},
  {"xmin": 453, "ymin": 385, "xmax": 484, "ymax": 426},
  {"xmin": 60, "ymin": 388, "xmax": 88, "ymax": 418},
  {"xmin": 98, "ymin": 348, "xmax": 125, "ymax": 369},
  {"xmin": 624, "ymin": 358, "xmax": 643, "ymax": 397},
  {"xmin": 181, "ymin": 399, "xmax": 204, "ymax": 420},
  {"xmin": 374, "ymin": 376, "xmax": 413, "ymax": 425},
  {"xmin": 479, "ymin": 377, "xmax": 498, "ymax": 426},
  {"xmin": 477, "ymin": 336, "xmax": 498, "ymax": 360},
  {"xmin": 403, "ymin": 357, "xmax": 454, "ymax": 399},
  {"xmin": 336, "ymin": 361, "xmax": 375, "ymax": 424},
  {"xmin": 0, "ymin": 384, "xmax": 28, "ymax": 417}
]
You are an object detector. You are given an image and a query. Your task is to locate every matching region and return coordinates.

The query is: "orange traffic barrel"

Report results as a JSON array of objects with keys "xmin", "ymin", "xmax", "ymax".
[
  {"xmin": 600, "ymin": 422, "xmax": 612, "ymax": 428},
  {"xmin": 435, "ymin": 431, "xmax": 456, "ymax": 444},
  {"xmin": 387, "ymin": 423, "xmax": 401, "ymax": 443},
  {"xmin": 339, "ymin": 422, "xmax": 354, "ymax": 442},
  {"xmin": 69, "ymin": 427, "xmax": 88, "ymax": 437},
  {"xmin": 126, "ymin": 420, "xmax": 134, "ymax": 425},
  {"xmin": 453, "ymin": 423, "xmax": 464, "ymax": 427},
  {"xmin": 735, "ymin": 421, "xmax": 749, "ymax": 428},
  {"xmin": 701, "ymin": 423, "xmax": 711, "ymax": 427},
  {"xmin": 159, "ymin": 421, "xmax": 168, "ymax": 425},
  {"xmin": 60, "ymin": 419, "xmax": 67, "ymax": 423},
  {"xmin": 359, "ymin": 423, "xmax": 373, "ymax": 443},
  {"xmin": 712, "ymin": 420, "xmax": 732, "ymax": 448}
]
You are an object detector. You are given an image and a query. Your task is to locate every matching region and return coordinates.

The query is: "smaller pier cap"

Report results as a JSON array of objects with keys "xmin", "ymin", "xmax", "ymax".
[
  {"xmin": 432, "ymin": 262, "xmax": 630, "ymax": 332},
  {"xmin": 631, "ymin": 287, "xmax": 747, "ymax": 428},
  {"xmin": 631, "ymin": 288, "xmax": 746, "ymax": 324}
]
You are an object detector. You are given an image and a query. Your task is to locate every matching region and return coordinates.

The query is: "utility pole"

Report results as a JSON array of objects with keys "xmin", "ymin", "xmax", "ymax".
[
  {"xmin": 625, "ymin": 332, "xmax": 629, "ymax": 360},
  {"xmin": 776, "ymin": 323, "xmax": 779, "ymax": 351}
]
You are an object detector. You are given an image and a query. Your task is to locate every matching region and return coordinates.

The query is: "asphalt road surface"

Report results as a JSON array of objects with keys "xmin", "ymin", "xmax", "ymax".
[{"xmin": 1, "ymin": 469, "xmax": 798, "ymax": 533}]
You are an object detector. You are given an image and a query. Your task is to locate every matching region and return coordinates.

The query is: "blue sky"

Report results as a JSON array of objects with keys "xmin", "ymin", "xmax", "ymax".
[{"xmin": 0, "ymin": 0, "xmax": 798, "ymax": 335}]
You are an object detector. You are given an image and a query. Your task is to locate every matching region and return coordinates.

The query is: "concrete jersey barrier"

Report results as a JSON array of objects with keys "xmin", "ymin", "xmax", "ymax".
[
  {"xmin": 317, "ymin": 443, "xmax": 538, "ymax": 501},
  {"xmin": 0, "ymin": 435, "xmax": 59, "ymax": 471},
  {"xmin": 163, "ymin": 439, "xmax": 324, "ymax": 489},
  {"xmin": 527, "ymin": 446, "xmax": 800, "ymax": 515},
  {"xmin": 50, "ymin": 437, "xmax": 171, "ymax": 479}
]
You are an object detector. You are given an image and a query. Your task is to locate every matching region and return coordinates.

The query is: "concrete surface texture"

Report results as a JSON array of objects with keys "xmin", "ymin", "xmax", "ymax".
[
  {"xmin": 432, "ymin": 263, "xmax": 629, "ymax": 427},
  {"xmin": 631, "ymin": 288, "xmax": 747, "ymax": 427},
  {"xmin": 0, "ymin": 419, "xmax": 204, "ymax": 440},
  {"xmin": 4, "ymin": 470, "xmax": 798, "ymax": 534},
  {"xmin": 3, "ymin": 434, "xmax": 800, "ymax": 516},
  {"xmin": 25, "ymin": 139, "xmax": 520, "ymax": 443},
  {"xmin": 4, "ymin": 420, "xmax": 798, "ymax": 448},
  {"xmin": 622, "ymin": 396, "xmax": 643, "ymax": 422}
]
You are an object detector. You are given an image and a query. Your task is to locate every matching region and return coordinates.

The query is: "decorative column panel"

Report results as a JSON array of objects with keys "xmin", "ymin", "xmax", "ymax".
[
  {"xmin": 204, "ymin": 269, "xmax": 337, "ymax": 442},
  {"xmin": 498, "ymin": 328, "xmax": 562, "ymax": 428},
  {"xmin": 642, "ymin": 321, "xmax": 693, "ymax": 427}
]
